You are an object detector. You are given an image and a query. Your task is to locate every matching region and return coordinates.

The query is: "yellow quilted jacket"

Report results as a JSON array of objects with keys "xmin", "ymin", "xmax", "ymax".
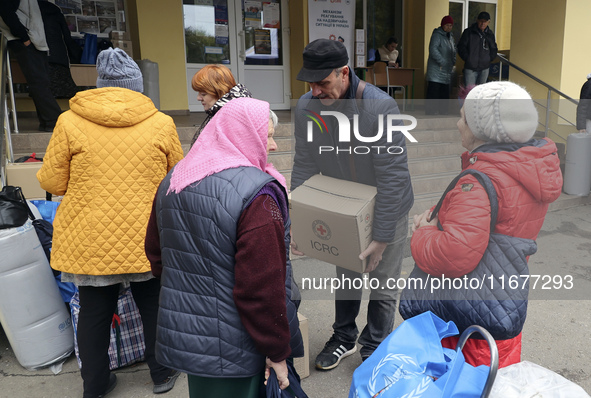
[{"xmin": 37, "ymin": 87, "xmax": 184, "ymax": 275}]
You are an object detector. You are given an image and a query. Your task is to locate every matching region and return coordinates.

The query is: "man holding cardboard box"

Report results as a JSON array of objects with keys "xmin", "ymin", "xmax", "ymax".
[{"xmin": 291, "ymin": 39, "xmax": 414, "ymax": 369}]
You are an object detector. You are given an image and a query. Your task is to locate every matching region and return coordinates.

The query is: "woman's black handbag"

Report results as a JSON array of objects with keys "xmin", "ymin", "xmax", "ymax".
[
  {"xmin": 399, "ymin": 169, "xmax": 537, "ymax": 340},
  {"xmin": 0, "ymin": 186, "xmax": 30, "ymax": 229},
  {"xmin": 0, "ymin": 185, "xmax": 55, "ymax": 263}
]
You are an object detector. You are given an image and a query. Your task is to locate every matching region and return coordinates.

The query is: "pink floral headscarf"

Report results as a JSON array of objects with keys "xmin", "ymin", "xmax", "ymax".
[{"xmin": 168, "ymin": 97, "xmax": 286, "ymax": 193}]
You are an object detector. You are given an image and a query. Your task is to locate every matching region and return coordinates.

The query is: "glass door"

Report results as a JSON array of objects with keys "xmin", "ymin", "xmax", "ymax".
[
  {"xmin": 449, "ymin": 1, "xmax": 464, "ymax": 47},
  {"xmin": 183, "ymin": 0, "xmax": 290, "ymax": 111},
  {"xmin": 183, "ymin": 0, "xmax": 239, "ymax": 111},
  {"xmin": 235, "ymin": 0, "xmax": 291, "ymax": 109}
]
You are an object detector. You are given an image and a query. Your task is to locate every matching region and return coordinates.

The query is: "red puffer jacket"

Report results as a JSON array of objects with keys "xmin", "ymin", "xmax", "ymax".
[{"xmin": 410, "ymin": 138, "xmax": 563, "ymax": 368}]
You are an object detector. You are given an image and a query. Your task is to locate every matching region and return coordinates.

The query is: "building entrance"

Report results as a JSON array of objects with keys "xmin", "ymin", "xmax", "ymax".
[{"xmin": 183, "ymin": 0, "xmax": 290, "ymax": 111}]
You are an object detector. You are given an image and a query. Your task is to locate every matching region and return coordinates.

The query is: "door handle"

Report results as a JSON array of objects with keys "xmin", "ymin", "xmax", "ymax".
[{"xmin": 238, "ymin": 30, "xmax": 246, "ymax": 61}]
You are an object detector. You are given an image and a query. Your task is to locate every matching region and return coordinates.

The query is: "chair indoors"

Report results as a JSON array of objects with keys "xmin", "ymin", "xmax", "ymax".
[{"xmin": 372, "ymin": 62, "xmax": 406, "ymax": 111}]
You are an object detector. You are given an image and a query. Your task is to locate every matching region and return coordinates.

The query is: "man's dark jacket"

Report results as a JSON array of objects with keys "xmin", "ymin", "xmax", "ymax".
[
  {"xmin": 0, "ymin": 0, "xmax": 29, "ymax": 42},
  {"xmin": 458, "ymin": 23, "xmax": 498, "ymax": 71},
  {"xmin": 291, "ymin": 69, "xmax": 414, "ymax": 241},
  {"xmin": 38, "ymin": 0, "xmax": 82, "ymax": 65}
]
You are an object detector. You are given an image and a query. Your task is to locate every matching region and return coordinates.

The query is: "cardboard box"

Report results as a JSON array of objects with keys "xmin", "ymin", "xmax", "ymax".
[
  {"xmin": 293, "ymin": 313, "xmax": 309, "ymax": 379},
  {"xmin": 5, "ymin": 162, "xmax": 45, "ymax": 199},
  {"xmin": 108, "ymin": 31, "xmax": 131, "ymax": 41},
  {"xmin": 112, "ymin": 40, "xmax": 133, "ymax": 58},
  {"xmin": 70, "ymin": 64, "xmax": 99, "ymax": 86},
  {"xmin": 290, "ymin": 174, "xmax": 377, "ymax": 273}
]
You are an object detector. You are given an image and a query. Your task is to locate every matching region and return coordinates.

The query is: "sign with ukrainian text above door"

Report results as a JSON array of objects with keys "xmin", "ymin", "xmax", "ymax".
[{"xmin": 308, "ymin": 0, "xmax": 355, "ymax": 68}]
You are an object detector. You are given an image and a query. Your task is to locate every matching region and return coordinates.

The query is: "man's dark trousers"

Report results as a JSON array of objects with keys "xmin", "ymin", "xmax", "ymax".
[
  {"xmin": 332, "ymin": 215, "xmax": 409, "ymax": 358},
  {"xmin": 8, "ymin": 40, "xmax": 61, "ymax": 129}
]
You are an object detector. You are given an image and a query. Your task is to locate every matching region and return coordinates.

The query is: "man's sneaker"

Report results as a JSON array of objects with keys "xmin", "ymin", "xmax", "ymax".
[{"xmin": 315, "ymin": 336, "xmax": 357, "ymax": 370}]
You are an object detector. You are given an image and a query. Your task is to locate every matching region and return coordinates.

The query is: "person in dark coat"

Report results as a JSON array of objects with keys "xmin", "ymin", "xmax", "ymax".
[
  {"xmin": 576, "ymin": 73, "xmax": 591, "ymax": 133},
  {"xmin": 291, "ymin": 38, "xmax": 413, "ymax": 370},
  {"xmin": 425, "ymin": 15, "xmax": 456, "ymax": 115},
  {"xmin": 38, "ymin": 0, "xmax": 82, "ymax": 98},
  {"xmin": 457, "ymin": 11, "xmax": 497, "ymax": 86},
  {"xmin": 0, "ymin": 0, "xmax": 62, "ymax": 131}
]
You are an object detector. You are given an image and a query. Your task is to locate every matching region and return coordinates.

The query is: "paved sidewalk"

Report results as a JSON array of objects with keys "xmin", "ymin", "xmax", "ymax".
[{"xmin": 1, "ymin": 204, "xmax": 590, "ymax": 397}]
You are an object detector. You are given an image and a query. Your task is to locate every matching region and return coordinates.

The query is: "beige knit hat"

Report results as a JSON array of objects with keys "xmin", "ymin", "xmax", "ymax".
[{"xmin": 464, "ymin": 81, "xmax": 538, "ymax": 143}]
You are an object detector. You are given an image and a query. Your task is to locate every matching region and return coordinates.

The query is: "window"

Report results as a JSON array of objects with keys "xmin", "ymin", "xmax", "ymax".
[
  {"xmin": 242, "ymin": 0, "xmax": 283, "ymax": 66},
  {"xmin": 183, "ymin": 0, "xmax": 231, "ymax": 64},
  {"xmin": 56, "ymin": 0, "xmax": 127, "ymax": 36},
  {"xmin": 359, "ymin": 0, "xmax": 403, "ymax": 65},
  {"xmin": 467, "ymin": 1, "xmax": 496, "ymax": 32},
  {"xmin": 449, "ymin": 1, "xmax": 464, "ymax": 46},
  {"xmin": 450, "ymin": 0, "xmax": 497, "ymax": 35}
]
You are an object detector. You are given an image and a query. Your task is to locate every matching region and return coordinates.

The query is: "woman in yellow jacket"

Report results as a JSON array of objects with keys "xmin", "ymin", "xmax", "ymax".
[{"xmin": 37, "ymin": 48, "xmax": 184, "ymax": 398}]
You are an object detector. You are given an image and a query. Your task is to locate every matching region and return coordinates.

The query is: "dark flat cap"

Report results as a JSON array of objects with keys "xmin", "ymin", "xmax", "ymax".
[
  {"xmin": 477, "ymin": 11, "xmax": 491, "ymax": 20},
  {"xmin": 297, "ymin": 39, "xmax": 349, "ymax": 83}
]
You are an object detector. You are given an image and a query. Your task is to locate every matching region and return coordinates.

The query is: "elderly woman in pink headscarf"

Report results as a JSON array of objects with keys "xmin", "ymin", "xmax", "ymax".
[{"xmin": 144, "ymin": 98, "xmax": 303, "ymax": 397}]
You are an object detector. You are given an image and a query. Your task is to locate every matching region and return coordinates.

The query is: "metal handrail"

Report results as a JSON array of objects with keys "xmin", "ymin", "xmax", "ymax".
[
  {"xmin": 1, "ymin": 35, "xmax": 7, "ymax": 186},
  {"xmin": 497, "ymin": 54, "xmax": 577, "ymax": 104},
  {"xmin": 496, "ymin": 53, "xmax": 578, "ymax": 141}
]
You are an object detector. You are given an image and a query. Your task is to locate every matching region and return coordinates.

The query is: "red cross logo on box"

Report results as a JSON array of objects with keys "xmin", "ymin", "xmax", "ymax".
[{"xmin": 312, "ymin": 220, "xmax": 332, "ymax": 240}]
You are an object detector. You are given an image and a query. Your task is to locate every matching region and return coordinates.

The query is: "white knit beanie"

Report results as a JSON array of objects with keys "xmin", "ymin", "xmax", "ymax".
[
  {"xmin": 96, "ymin": 48, "xmax": 144, "ymax": 93},
  {"xmin": 464, "ymin": 81, "xmax": 538, "ymax": 143}
]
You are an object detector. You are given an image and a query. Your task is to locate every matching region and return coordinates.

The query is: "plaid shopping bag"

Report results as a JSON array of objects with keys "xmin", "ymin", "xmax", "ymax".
[{"xmin": 71, "ymin": 288, "xmax": 146, "ymax": 370}]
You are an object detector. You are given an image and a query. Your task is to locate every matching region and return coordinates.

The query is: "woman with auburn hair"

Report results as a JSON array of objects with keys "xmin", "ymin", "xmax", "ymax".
[{"xmin": 189, "ymin": 64, "xmax": 252, "ymax": 146}]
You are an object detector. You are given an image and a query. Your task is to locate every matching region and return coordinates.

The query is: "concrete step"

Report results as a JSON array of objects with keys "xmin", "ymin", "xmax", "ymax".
[
  {"xmin": 408, "ymin": 155, "xmax": 461, "ymax": 176},
  {"xmin": 274, "ymin": 123, "xmax": 294, "ymax": 138},
  {"xmin": 407, "ymin": 191, "xmax": 591, "ymax": 222},
  {"xmin": 408, "ymin": 192, "xmax": 442, "ymax": 219},
  {"xmin": 411, "ymin": 171, "xmax": 460, "ymax": 196},
  {"xmin": 274, "ymin": 136, "xmax": 293, "ymax": 153},
  {"xmin": 413, "ymin": 116, "xmax": 458, "ymax": 131},
  {"xmin": 406, "ymin": 141, "xmax": 463, "ymax": 159},
  {"xmin": 10, "ymin": 132, "xmax": 51, "ymax": 156},
  {"xmin": 407, "ymin": 129, "xmax": 459, "ymax": 144},
  {"xmin": 548, "ymin": 192, "xmax": 591, "ymax": 211},
  {"xmin": 176, "ymin": 126, "xmax": 195, "ymax": 143},
  {"xmin": 11, "ymin": 125, "xmax": 294, "ymax": 156},
  {"xmin": 177, "ymin": 121, "xmax": 294, "ymax": 142},
  {"xmin": 268, "ymin": 152, "xmax": 294, "ymax": 172}
]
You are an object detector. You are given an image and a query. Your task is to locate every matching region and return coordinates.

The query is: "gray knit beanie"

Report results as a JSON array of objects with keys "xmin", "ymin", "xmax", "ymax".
[{"xmin": 96, "ymin": 48, "xmax": 143, "ymax": 93}]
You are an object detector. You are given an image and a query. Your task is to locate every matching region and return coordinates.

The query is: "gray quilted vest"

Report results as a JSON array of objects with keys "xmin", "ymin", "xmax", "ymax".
[{"xmin": 154, "ymin": 166, "xmax": 302, "ymax": 377}]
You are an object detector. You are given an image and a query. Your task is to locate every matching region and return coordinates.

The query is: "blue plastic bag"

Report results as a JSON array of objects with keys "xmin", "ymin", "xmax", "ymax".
[
  {"xmin": 349, "ymin": 312, "xmax": 492, "ymax": 398},
  {"xmin": 80, "ymin": 33, "xmax": 98, "ymax": 64},
  {"xmin": 55, "ymin": 273, "xmax": 76, "ymax": 303},
  {"xmin": 29, "ymin": 200, "xmax": 59, "ymax": 223},
  {"xmin": 29, "ymin": 200, "xmax": 75, "ymax": 302}
]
